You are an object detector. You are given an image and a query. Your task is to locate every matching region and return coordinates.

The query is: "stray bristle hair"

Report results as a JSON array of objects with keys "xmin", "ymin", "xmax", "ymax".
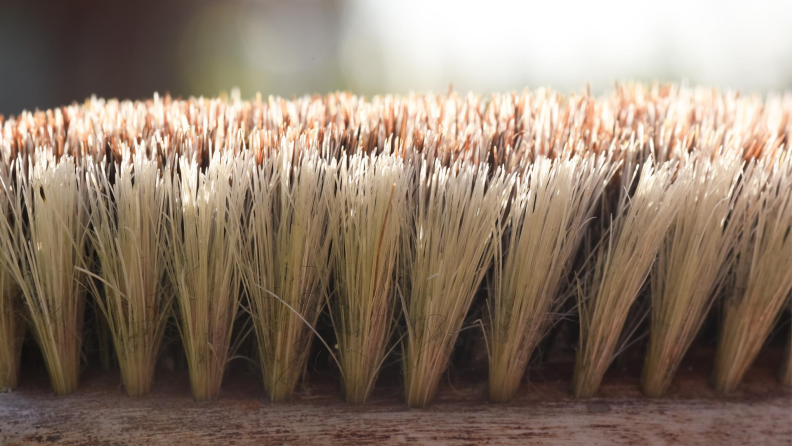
[
  {"xmin": 83, "ymin": 148, "xmax": 171, "ymax": 397},
  {"xmin": 713, "ymin": 152, "xmax": 792, "ymax": 393}
]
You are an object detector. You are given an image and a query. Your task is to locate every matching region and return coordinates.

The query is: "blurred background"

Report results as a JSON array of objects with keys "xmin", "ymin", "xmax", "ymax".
[{"xmin": 1, "ymin": 0, "xmax": 791, "ymax": 115}]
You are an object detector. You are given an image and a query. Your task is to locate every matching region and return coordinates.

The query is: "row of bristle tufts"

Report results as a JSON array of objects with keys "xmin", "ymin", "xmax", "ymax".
[{"xmin": 0, "ymin": 85, "xmax": 789, "ymax": 407}]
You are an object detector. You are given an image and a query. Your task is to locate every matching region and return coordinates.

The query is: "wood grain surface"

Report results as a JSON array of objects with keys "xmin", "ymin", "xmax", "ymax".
[{"xmin": 0, "ymin": 347, "xmax": 789, "ymax": 445}]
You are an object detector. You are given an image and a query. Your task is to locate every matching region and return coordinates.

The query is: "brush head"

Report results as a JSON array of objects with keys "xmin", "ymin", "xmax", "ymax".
[{"xmin": 0, "ymin": 84, "xmax": 788, "ymax": 404}]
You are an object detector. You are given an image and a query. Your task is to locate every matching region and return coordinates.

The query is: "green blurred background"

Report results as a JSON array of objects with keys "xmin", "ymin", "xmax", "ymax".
[{"xmin": 1, "ymin": 0, "xmax": 790, "ymax": 115}]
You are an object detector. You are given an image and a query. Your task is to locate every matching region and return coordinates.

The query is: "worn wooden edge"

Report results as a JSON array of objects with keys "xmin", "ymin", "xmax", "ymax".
[{"xmin": 1, "ymin": 346, "xmax": 790, "ymax": 445}]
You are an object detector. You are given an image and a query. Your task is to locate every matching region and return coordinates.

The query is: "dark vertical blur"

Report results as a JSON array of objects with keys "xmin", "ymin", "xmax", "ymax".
[
  {"xmin": 0, "ymin": 0, "xmax": 345, "ymax": 114},
  {"xmin": 2, "ymin": 0, "xmax": 790, "ymax": 115}
]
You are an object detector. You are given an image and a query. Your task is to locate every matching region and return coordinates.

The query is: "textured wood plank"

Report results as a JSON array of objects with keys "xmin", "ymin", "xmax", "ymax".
[{"xmin": 0, "ymin": 348, "xmax": 789, "ymax": 445}]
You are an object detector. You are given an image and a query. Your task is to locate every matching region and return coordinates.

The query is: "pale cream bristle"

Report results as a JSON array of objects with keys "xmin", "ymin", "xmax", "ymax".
[
  {"xmin": 0, "ymin": 264, "xmax": 21, "ymax": 392},
  {"xmin": 487, "ymin": 153, "xmax": 617, "ymax": 403},
  {"xmin": 0, "ymin": 160, "xmax": 22, "ymax": 391},
  {"xmin": 713, "ymin": 152, "xmax": 792, "ymax": 393},
  {"xmin": 239, "ymin": 144, "xmax": 332, "ymax": 402},
  {"xmin": 83, "ymin": 147, "xmax": 171, "ymax": 397},
  {"xmin": 326, "ymin": 152, "xmax": 408, "ymax": 404},
  {"xmin": 783, "ymin": 315, "xmax": 792, "ymax": 387},
  {"xmin": 642, "ymin": 152, "xmax": 743, "ymax": 397},
  {"xmin": 165, "ymin": 150, "xmax": 252, "ymax": 401},
  {"xmin": 0, "ymin": 151, "xmax": 90, "ymax": 396},
  {"xmin": 573, "ymin": 154, "xmax": 681, "ymax": 399},
  {"xmin": 403, "ymin": 159, "xmax": 513, "ymax": 408}
]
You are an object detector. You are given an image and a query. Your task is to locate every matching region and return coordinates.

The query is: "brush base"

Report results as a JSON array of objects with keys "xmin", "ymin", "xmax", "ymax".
[
  {"xmin": 44, "ymin": 359, "xmax": 81, "ymax": 396},
  {"xmin": 0, "ymin": 347, "xmax": 21, "ymax": 392},
  {"xmin": 263, "ymin": 378, "xmax": 298, "ymax": 403},
  {"xmin": 404, "ymin": 369, "xmax": 442, "ymax": 408},
  {"xmin": 713, "ymin": 350, "xmax": 754, "ymax": 394},
  {"xmin": 0, "ymin": 350, "xmax": 787, "ymax": 444},
  {"xmin": 0, "ymin": 366, "xmax": 19, "ymax": 392},
  {"xmin": 487, "ymin": 376, "xmax": 522, "ymax": 404},
  {"xmin": 640, "ymin": 371, "xmax": 674, "ymax": 398}
]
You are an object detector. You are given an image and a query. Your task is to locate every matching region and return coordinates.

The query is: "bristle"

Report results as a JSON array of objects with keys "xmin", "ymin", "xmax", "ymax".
[
  {"xmin": 573, "ymin": 154, "xmax": 681, "ymax": 399},
  {"xmin": 0, "ymin": 159, "xmax": 25, "ymax": 392},
  {"xmin": 713, "ymin": 152, "xmax": 792, "ymax": 393},
  {"xmin": 83, "ymin": 147, "xmax": 171, "ymax": 397},
  {"xmin": 641, "ymin": 152, "xmax": 743, "ymax": 397},
  {"xmin": 0, "ymin": 264, "xmax": 21, "ymax": 391},
  {"xmin": 783, "ymin": 318, "xmax": 792, "ymax": 387},
  {"xmin": 402, "ymin": 159, "xmax": 512, "ymax": 408},
  {"xmin": 487, "ymin": 153, "xmax": 616, "ymax": 402},
  {"xmin": 165, "ymin": 150, "xmax": 251, "ymax": 401},
  {"xmin": 0, "ymin": 84, "xmax": 788, "ymax": 404},
  {"xmin": 0, "ymin": 159, "xmax": 22, "ymax": 391},
  {"xmin": 326, "ymin": 152, "xmax": 408, "ymax": 404},
  {"xmin": 95, "ymin": 303, "xmax": 116, "ymax": 372},
  {"xmin": 0, "ymin": 151, "xmax": 90, "ymax": 396},
  {"xmin": 239, "ymin": 146, "xmax": 332, "ymax": 402}
]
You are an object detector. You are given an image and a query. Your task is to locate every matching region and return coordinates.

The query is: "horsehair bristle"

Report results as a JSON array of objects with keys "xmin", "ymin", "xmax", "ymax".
[
  {"xmin": 0, "ymin": 85, "xmax": 788, "ymax": 405},
  {"xmin": 487, "ymin": 152, "xmax": 617, "ymax": 403},
  {"xmin": 784, "ymin": 318, "xmax": 792, "ymax": 387},
  {"xmin": 0, "ymin": 262, "xmax": 21, "ymax": 392},
  {"xmin": 82, "ymin": 147, "xmax": 171, "ymax": 397},
  {"xmin": 327, "ymin": 151, "xmax": 408, "ymax": 404},
  {"xmin": 165, "ymin": 150, "xmax": 252, "ymax": 401},
  {"xmin": 239, "ymin": 145, "xmax": 332, "ymax": 402},
  {"xmin": 642, "ymin": 150, "xmax": 743, "ymax": 397},
  {"xmin": 573, "ymin": 153, "xmax": 681, "ymax": 399},
  {"xmin": 403, "ymin": 159, "xmax": 512, "ymax": 408},
  {"xmin": 0, "ymin": 150, "xmax": 90, "ymax": 396},
  {"xmin": 0, "ymin": 160, "xmax": 22, "ymax": 391},
  {"xmin": 713, "ymin": 151, "xmax": 792, "ymax": 393}
]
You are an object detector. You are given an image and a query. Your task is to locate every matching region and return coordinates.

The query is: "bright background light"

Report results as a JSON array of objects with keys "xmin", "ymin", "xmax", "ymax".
[
  {"xmin": 1, "ymin": 0, "xmax": 790, "ymax": 114},
  {"xmin": 339, "ymin": 0, "xmax": 792, "ymax": 94}
]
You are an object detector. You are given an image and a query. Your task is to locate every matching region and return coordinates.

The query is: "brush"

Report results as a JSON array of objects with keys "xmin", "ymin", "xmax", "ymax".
[
  {"xmin": 0, "ymin": 158, "xmax": 22, "ymax": 391},
  {"xmin": 573, "ymin": 152, "xmax": 681, "ymax": 399},
  {"xmin": 641, "ymin": 151, "xmax": 743, "ymax": 397},
  {"xmin": 487, "ymin": 152, "xmax": 616, "ymax": 403},
  {"xmin": 0, "ymin": 253, "xmax": 22, "ymax": 392},
  {"xmin": 82, "ymin": 147, "xmax": 171, "ymax": 397},
  {"xmin": 402, "ymin": 159, "xmax": 512, "ymax": 408},
  {"xmin": 784, "ymin": 310, "xmax": 792, "ymax": 387},
  {"xmin": 713, "ymin": 151, "xmax": 792, "ymax": 393},
  {"xmin": 326, "ymin": 151, "xmax": 408, "ymax": 404},
  {"xmin": 239, "ymin": 142, "xmax": 332, "ymax": 402},
  {"xmin": 0, "ymin": 150, "xmax": 90, "ymax": 396},
  {"xmin": 165, "ymin": 149, "xmax": 251, "ymax": 401},
  {"xmin": 0, "ymin": 85, "xmax": 788, "ymax": 405}
]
